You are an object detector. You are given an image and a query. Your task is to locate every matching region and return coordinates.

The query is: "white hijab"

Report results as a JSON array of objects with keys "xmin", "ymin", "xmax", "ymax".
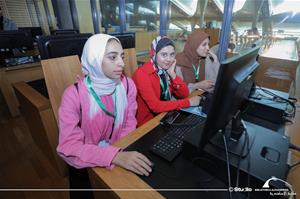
[{"xmin": 81, "ymin": 34, "xmax": 127, "ymax": 130}]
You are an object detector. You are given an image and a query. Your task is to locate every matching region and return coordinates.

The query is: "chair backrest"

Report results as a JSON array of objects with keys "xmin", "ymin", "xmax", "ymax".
[
  {"xmin": 123, "ymin": 48, "xmax": 138, "ymax": 77},
  {"xmin": 39, "ymin": 52, "xmax": 135, "ymax": 178},
  {"xmin": 41, "ymin": 55, "xmax": 82, "ymax": 123}
]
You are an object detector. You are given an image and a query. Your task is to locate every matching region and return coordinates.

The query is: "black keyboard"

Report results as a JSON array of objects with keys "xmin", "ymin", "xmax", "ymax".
[
  {"xmin": 4, "ymin": 55, "xmax": 40, "ymax": 67},
  {"xmin": 150, "ymin": 113, "xmax": 205, "ymax": 162}
]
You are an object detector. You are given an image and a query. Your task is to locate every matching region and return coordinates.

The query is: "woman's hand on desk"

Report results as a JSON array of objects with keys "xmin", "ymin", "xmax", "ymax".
[
  {"xmin": 193, "ymin": 80, "xmax": 214, "ymax": 92},
  {"xmin": 189, "ymin": 95, "xmax": 201, "ymax": 106},
  {"xmin": 112, "ymin": 151, "xmax": 153, "ymax": 176}
]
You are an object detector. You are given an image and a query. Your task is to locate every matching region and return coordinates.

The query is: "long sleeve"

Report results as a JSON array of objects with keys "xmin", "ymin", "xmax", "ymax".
[
  {"xmin": 134, "ymin": 69, "xmax": 190, "ymax": 114},
  {"xmin": 118, "ymin": 78, "xmax": 138, "ymax": 139},
  {"xmin": 170, "ymin": 75, "xmax": 189, "ymax": 98},
  {"xmin": 56, "ymin": 85, "xmax": 120, "ymax": 169},
  {"xmin": 176, "ymin": 66, "xmax": 197, "ymax": 93}
]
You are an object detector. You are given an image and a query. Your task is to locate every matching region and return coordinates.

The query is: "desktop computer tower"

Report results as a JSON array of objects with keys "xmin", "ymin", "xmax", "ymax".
[
  {"xmin": 183, "ymin": 121, "xmax": 290, "ymax": 191},
  {"xmin": 246, "ymin": 87, "xmax": 289, "ymax": 124}
]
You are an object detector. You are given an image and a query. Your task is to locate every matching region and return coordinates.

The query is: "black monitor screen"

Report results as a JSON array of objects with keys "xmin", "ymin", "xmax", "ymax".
[
  {"xmin": 0, "ymin": 30, "xmax": 34, "ymax": 50},
  {"xmin": 51, "ymin": 29, "xmax": 79, "ymax": 35},
  {"xmin": 109, "ymin": 32, "xmax": 135, "ymax": 49},
  {"xmin": 19, "ymin": 27, "xmax": 43, "ymax": 39},
  {"xmin": 185, "ymin": 46, "xmax": 260, "ymax": 154},
  {"xmin": 37, "ymin": 33, "xmax": 92, "ymax": 59}
]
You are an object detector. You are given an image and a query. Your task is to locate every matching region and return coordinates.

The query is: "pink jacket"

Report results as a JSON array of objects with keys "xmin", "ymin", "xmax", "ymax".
[{"xmin": 57, "ymin": 76, "xmax": 137, "ymax": 169}]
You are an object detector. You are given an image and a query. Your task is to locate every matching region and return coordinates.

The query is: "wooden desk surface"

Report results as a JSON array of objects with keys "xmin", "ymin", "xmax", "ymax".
[
  {"xmin": 90, "ymin": 100, "xmax": 300, "ymax": 199},
  {"xmin": 90, "ymin": 113, "xmax": 166, "ymax": 199},
  {"xmin": 1, "ymin": 61, "xmax": 41, "ymax": 71},
  {"xmin": 0, "ymin": 61, "xmax": 43, "ymax": 116}
]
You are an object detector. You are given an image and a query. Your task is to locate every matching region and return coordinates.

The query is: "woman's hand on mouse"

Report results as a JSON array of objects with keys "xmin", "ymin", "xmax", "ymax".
[{"xmin": 112, "ymin": 151, "xmax": 153, "ymax": 176}]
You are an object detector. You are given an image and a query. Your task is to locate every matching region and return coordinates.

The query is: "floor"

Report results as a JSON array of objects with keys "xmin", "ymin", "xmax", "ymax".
[{"xmin": 0, "ymin": 92, "xmax": 69, "ymax": 199}]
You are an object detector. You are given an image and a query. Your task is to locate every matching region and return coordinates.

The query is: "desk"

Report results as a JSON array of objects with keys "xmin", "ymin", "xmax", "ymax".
[
  {"xmin": 90, "ymin": 103, "xmax": 300, "ymax": 199},
  {"xmin": 89, "ymin": 113, "xmax": 166, "ymax": 199},
  {"xmin": 13, "ymin": 76, "xmax": 299, "ymax": 197},
  {"xmin": 0, "ymin": 62, "xmax": 43, "ymax": 117},
  {"xmin": 13, "ymin": 80, "xmax": 67, "ymax": 177},
  {"xmin": 256, "ymin": 39, "xmax": 299, "ymax": 93},
  {"xmin": 89, "ymin": 90, "xmax": 203, "ymax": 199}
]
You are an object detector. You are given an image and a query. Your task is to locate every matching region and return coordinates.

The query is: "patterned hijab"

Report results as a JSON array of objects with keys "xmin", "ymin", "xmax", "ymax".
[
  {"xmin": 150, "ymin": 36, "xmax": 175, "ymax": 100},
  {"xmin": 81, "ymin": 34, "xmax": 127, "ymax": 130},
  {"xmin": 176, "ymin": 30, "xmax": 209, "ymax": 83}
]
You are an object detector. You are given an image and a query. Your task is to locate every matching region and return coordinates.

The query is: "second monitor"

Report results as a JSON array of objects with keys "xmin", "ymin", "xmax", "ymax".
[
  {"xmin": 183, "ymin": 46, "xmax": 289, "ymax": 188},
  {"xmin": 109, "ymin": 32, "xmax": 135, "ymax": 49},
  {"xmin": 184, "ymin": 46, "xmax": 261, "ymax": 157},
  {"xmin": 37, "ymin": 33, "xmax": 92, "ymax": 59}
]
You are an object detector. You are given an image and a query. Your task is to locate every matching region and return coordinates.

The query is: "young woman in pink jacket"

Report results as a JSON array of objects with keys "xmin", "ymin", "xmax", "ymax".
[{"xmin": 57, "ymin": 34, "xmax": 152, "ymax": 198}]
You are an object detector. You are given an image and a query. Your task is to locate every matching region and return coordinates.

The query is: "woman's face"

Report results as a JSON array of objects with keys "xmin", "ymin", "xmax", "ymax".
[
  {"xmin": 102, "ymin": 39, "xmax": 125, "ymax": 79},
  {"xmin": 156, "ymin": 45, "xmax": 175, "ymax": 70},
  {"xmin": 196, "ymin": 38, "xmax": 210, "ymax": 57}
]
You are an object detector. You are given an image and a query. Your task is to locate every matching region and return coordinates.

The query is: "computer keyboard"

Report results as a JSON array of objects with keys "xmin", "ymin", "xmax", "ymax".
[
  {"xmin": 150, "ymin": 113, "xmax": 205, "ymax": 162},
  {"xmin": 4, "ymin": 55, "xmax": 40, "ymax": 67}
]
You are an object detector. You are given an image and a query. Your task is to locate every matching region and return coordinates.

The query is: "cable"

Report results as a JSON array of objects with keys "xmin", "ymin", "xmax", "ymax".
[
  {"xmin": 235, "ymin": 127, "xmax": 245, "ymax": 187},
  {"xmin": 288, "ymin": 143, "xmax": 300, "ymax": 171},
  {"xmin": 246, "ymin": 128, "xmax": 251, "ymax": 199},
  {"xmin": 255, "ymin": 83, "xmax": 296, "ymax": 118},
  {"xmin": 284, "ymin": 117, "xmax": 294, "ymax": 124},
  {"xmin": 235, "ymin": 120, "xmax": 250, "ymax": 188},
  {"xmin": 289, "ymin": 143, "xmax": 300, "ymax": 151},
  {"xmin": 288, "ymin": 97, "xmax": 298, "ymax": 103},
  {"xmin": 250, "ymin": 83, "xmax": 296, "ymax": 119},
  {"xmin": 289, "ymin": 160, "xmax": 300, "ymax": 170},
  {"xmin": 241, "ymin": 120, "xmax": 251, "ymax": 199},
  {"xmin": 223, "ymin": 134, "xmax": 233, "ymax": 199}
]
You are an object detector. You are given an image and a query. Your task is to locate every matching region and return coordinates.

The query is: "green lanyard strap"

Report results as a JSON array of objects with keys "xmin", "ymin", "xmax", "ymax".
[
  {"xmin": 86, "ymin": 76, "xmax": 117, "ymax": 119},
  {"xmin": 192, "ymin": 63, "xmax": 200, "ymax": 81},
  {"xmin": 159, "ymin": 75, "xmax": 170, "ymax": 100}
]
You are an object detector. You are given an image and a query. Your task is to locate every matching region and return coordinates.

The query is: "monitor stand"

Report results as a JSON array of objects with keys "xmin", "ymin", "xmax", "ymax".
[
  {"xmin": 208, "ymin": 111, "xmax": 255, "ymax": 158},
  {"xmin": 209, "ymin": 124, "xmax": 256, "ymax": 158},
  {"xmin": 183, "ymin": 120, "xmax": 290, "ymax": 188}
]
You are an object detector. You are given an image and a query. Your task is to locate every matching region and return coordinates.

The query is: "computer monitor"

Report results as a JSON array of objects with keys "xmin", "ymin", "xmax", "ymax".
[
  {"xmin": 0, "ymin": 30, "xmax": 34, "ymax": 51},
  {"xmin": 51, "ymin": 29, "xmax": 79, "ymax": 35},
  {"xmin": 108, "ymin": 32, "xmax": 135, "ymax": 49},
  {"xmin": 184, "ymin": 46, "xmax": 261, "ymax": 156},
  {"xmin": 0, "ymin": 39, "xmax": 13, "ymax": 58},
  {"xmin": 18, "ymin": 27, "xmax": 43, "ymax": 39},
  {"xmin": 37, "ymin": 33, "xmax": 92, "ymax": 59}
]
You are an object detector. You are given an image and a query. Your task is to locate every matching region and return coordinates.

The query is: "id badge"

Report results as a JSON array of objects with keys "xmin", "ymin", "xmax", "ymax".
[{"xmin": 98, "ymin": 140, "xmax": 110, "ymax": 147}]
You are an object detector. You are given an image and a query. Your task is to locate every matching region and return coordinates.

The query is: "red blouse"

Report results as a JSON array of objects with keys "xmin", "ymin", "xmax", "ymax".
[{"xmin": 132, "ymin": 61, "xmax": 190, "ymax": 126}]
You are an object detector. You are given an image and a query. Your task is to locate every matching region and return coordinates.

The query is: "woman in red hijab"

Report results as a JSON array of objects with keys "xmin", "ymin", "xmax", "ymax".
[{"xmin": 132, "ymin": 36, "xmax": 201, "ymax": 126}]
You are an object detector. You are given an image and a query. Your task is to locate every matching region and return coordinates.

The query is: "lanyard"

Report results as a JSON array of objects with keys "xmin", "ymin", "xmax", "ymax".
[
  {"xmin": 158, "ymin": 74, "xmax": 170, "ymax": 100},
  {"xmin": 86, "ymin": 76, "xmax": 117, "ymax": 119},
  {"xmin": 192, "ymin": 63, "xmax": 200, "ymax": 81}
]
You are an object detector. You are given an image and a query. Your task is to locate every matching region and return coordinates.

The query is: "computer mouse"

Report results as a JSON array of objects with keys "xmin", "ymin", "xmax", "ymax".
[{"xmin": 150, "ymin": 161, "xmax": 155, "ymax": 168}]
